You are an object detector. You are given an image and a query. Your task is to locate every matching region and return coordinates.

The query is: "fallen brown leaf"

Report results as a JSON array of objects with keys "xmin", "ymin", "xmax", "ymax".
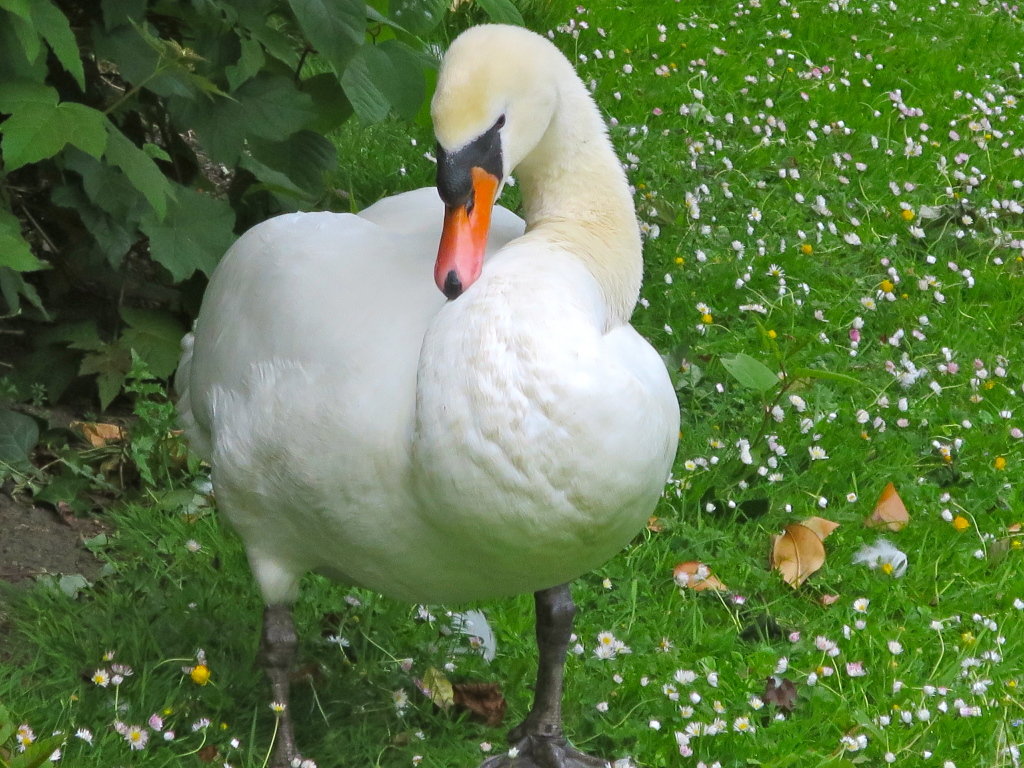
[
  {"xmin": 453, "ymin": 682, "xmax": 507, "ymax": 727},
  {"xmin": 771, "ymin": 524, "xmax": 826, "ymax": 588},
  {"xmin": 866, "ymin": 482, "xmax": 910, "ymax": 531},
  {"xmin": 647, "ymin": 516, "xmax": 664, "ymax": 532},
  {"xmin": 673, "ymin": 561, "xmax": 729, "ymax": 592},
  {"xmin": 763, "ymin": 676, "xmax": 798, "ymax": 712},
  {"xmin": 71, "ymin": 421, "xmax": 126, "ymax": 447},
  {"xmin": 197, "ymin": 744, "xmax": 219, "ymax": 763},
  {"xmin": 819, "ymin": 594, "xmax": 840, "ymax": 606},
  {"xmin": 800, "ymin": 516, "xmax": 840, "ymax": 541}
]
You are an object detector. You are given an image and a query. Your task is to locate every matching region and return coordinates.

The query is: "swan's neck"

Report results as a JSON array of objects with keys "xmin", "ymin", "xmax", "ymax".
[{"xmin": 513, "ymin": 72, "xmax": 642, "ymax": 328}]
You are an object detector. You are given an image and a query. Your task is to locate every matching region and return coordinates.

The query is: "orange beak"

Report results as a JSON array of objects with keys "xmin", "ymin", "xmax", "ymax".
[{"xmin": 435, "ymin": 167, "xmax": 499, "ymax": 300}]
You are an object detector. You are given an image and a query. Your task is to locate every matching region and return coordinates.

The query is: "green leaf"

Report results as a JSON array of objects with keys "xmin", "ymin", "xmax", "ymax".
[
  {"xmin": 248, "ymin": 24, "xmax": 299, "ymax": 67},
  {"xmin": 140, "ymin": 185, "xmax": 236, "ymax": 282},
  {"xmin": 0, "ymin": 16, "xmax": 48, "ymax": 81},
  {"xmin": 0, "ymin": 206, "xmax": 44, "ymax": 271},
  {"xmin": 119, "ymin": 307, "xmax": 185, "ymax": 378},
  {"xmin": 721, "ymin": 353, "xmax": 779, "ymax": 394},
  {"xmin": 0, "ymin": 79, "xmax": 57, "ymax": 111},
  {"xmin": 36, "ymin": 319, "xmax": 103, "ymax": 350},
  {"xmin": 63, "ymin": 149, "xmax": 151, "ymax": 225},
  {"xmin": 0, "ymin": 408, "xmax": 39, "ymax": 471},
  {"xmin": 476, "ymin": 0, "xmax": 523, "ymax": 25},
  {"xmin": 50, "ymin": 184, "xmax": 135, "ymax": 267},
  {"xmin": 300, "ymin": 72, "xmax": 353, "ymax": 134},
  {"xmin": 169, "ymin": 74, "xmax": 314, "ymax": 164},
  {"xmin": 30, "ymin": 0, "xmax": 85, "ymax": 89},
  {"xmin": 10, "ymin": 12, "xmax": 42, "ymax": 63},
  {"xmin": 0, "ymin": 266, "xmax": 46, "ymax": 317},
  {"xmin": 100, "ymin": 0, "xmax": 146, "ymax": 29},
  {"xmin": 103, "ymin": 121, "xmax": 173, "ymax": 219},
  {"xmin": 0, "ymin": 0, "xmax": 32, "ymax": 19},
  {"xmin": 249, "ymin": 130, "xmax": 337, "ymax": 195},
  {"xmin": 226, "ymin": 33, "xmax": 265, "ymax": 91},
  {"xmin": 80, "ymin": 342, "xmax": 132, "ymax": 409},
  {"xmin": 375, "ymin": 40, "xmax": 426, "ymax": 121},
  {"xmin": 388, "ymin": 0, "xmax": 445, "ymax": 35},
  {"xmin": 0, "ymin": 100, "xmax": 106, "ymax": 170},
  {"xmin": 342, "ymin": 42, "xmax": 427, "ymax": 124},
  {"xmin": 287, "ymin": 0, "xmax": 365, "ymax": 74},
  {"xmin": 788, "ymin": 367, "xmax": 862, "ymax": 388},
  {"xmin": 341, "ymin": 46, "xmax": 390, "ymax": 124}
]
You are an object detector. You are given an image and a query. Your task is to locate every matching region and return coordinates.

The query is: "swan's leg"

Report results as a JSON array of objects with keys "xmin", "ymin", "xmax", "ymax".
[
  {"xmin": 260, "ymin": 604, "xmax": 299, "ymax": 768},
  {"xmin": 480, "ymin": 584, "xmax": 609, "ymax": 768}
]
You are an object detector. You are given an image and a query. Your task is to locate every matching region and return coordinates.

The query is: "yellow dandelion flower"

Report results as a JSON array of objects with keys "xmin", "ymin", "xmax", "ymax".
[
  {"xmin": 190, "ymin": 664, "xmax": 211, "ymax": 686},
  {"xmin": 995, "ymin": 456, "xmax": 1007, "ymax": 470},
  {"xmin": 701, "ymin": 313, "xmax": 713, "ymax": 324},
  {"xmin": 952, "ymin": 516, "xmax": 970, "ymax": 532},
  {"xmin": 675, "ymin": 257, "xmax": 685, "ymax": 265},
  {"xmin": 882, "ymin": 562, "xmax": 894, "ymax": 575},
  {"xmin": 880, "ymin": 279, "xmax": 895, "ymax": 293},
  {"xmin": 767, "ymin": 329, "xmax": 777, "ymax": 339},
  {"xmin": 801, "ymin": 243, "xmax": 813, "ymax": 255}
]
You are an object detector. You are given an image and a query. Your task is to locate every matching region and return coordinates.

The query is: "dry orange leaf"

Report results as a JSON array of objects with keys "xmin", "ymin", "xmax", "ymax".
[
  {"xmin": 800, "ymin": 516, "xmax": 840, "ymax": 541},
  {"xmin": 1008, "ymin": 523, "xmax": 1021, "ymax": 534},
  {"xmin": 452, "ymin": 682, "xmax": 507, "ymax": 727},
  {"xmin": 71, "ymin": 421, "xmax": 126, "ymax": 447},
  {"xmin": 647, "ymin": 516, "xmax": 664, "ymax": 532},
  {"xmin": 673, "ymin": 561, "xmax": 728, "ymax": 592},
  {"xmin": 819, "ymin": 594, "xmax": 840, "ymax": 606},
  {"xmin": 771, "ymin": 524, "xmax": 826, "ymax": 588},
  {"xmin": 866, "ymin": 482, "xmax": 910, "ymax": 531}
]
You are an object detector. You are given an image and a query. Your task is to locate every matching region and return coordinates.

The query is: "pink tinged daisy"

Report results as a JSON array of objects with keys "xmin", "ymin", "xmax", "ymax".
[{"xmin": 846, "ymin": 661, "xmax": 867, "ymax": 677}]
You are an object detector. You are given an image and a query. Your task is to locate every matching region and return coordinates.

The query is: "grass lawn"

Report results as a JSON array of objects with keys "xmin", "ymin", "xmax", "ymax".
[{"xmin": 3, "ymin": 0, "xmax": 1024, "ymax": 766}]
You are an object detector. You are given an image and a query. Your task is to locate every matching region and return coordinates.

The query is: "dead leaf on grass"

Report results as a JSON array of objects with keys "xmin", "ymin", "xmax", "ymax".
[
  {"xmin": 647, "ymin": 516, "xmax": 664, "ymax": 532},
  {"xmin": 866, "ymin": 482, "xmax": 910, "ymax": 531},
  {"xmin": 819, "ymin": 594, "xmax": 840, "ymax": 606},
  {"xmin": 452, "ymin": 682, "xmax": 507, "ymax": 727},
  {"xmin": 763, "ymin": 676, "xmax": 798, "ymax": 712},
  {"xmin": 799, "ymin": 516, "xmax": 840, "ymax": 541},
  {"xmin": 418, "ymin": 667, "xmax": 454, "ymax": 711},
  {"xmin": 197, "ymin": 744, "xmax": 219, "ymax": 763},
  {"xmin": 71, "ymin": 421, "xmax": 126, "ymax": 447},
  {"xmin": 673, "ymin": 561, "xmax": 729, "ymax": 591},
  {"xmin": 771, "ymin": 524, "xmax": 826, "ymax": 588}
]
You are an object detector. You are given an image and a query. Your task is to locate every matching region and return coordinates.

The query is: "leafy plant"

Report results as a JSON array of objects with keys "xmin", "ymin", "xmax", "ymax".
[{"xmin": 0, "ymin": 0, "xmax": 522, "ymax": 408}]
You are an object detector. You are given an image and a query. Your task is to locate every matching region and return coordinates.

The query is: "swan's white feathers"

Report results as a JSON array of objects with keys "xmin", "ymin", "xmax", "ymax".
[{"xmin": 178, "ymin": 27, "xmax": 680, "ymax": 607}]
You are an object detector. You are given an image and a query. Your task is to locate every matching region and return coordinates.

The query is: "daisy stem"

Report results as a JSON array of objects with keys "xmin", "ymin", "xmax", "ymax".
[{"xmin": 260, "ymin": 714, "xmax": 280, "ymax": 768}]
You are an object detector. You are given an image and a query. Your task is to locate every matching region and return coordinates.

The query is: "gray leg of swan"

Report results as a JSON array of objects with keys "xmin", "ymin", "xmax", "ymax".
[
  {"xmin": 260, "ymin": 604, "xmax": 299, "ymax": 768},
  {"xmin": 479, "ymin": 584, "xmax": 609, "ymax": 768}
]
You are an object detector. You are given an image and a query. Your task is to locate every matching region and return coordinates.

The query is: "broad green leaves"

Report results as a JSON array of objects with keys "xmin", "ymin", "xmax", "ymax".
[
  {"xmin": 103, "ymin": 122, "xmax": 173, "ymax": 219},
  {"xmin": 0, "ymin": 207, "xmax": 42, "ymax": 271},
  {"xmin": 342, "ymin": 40, "xmax": 427, "ymax": 123},
  {"xmin": 140, "ymin": 187, "xmax": 236, "ymax": 282},
  {"xmin": 287, "ymin": 0, "xmax": 365, "ymax": 74},
  {"xmin": 0, "ymin": 0, "xmax": 461, "ymax": 407},
  {"xmin": 477, "ymin": 0, "xmax": 525, "ymax": 25},
  {"xmin": 0, "ymin": 99, "xmax": 107, "ymax": 170},
  {"xmin": 0, "ymin": 409, "xmax": 39, "ymax": 474},
  {"xmin": 721, "ymin": 353, "xmax": 780, "ymax": 394}
]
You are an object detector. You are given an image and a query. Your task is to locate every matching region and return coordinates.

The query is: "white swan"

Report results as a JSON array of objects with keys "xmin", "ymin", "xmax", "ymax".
[{"xmin": 177, "ymin": 24, "xmax": 679, "ymax": 768}]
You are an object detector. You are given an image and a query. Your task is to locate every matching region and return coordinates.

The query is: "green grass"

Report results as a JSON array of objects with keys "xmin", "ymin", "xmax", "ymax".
[{"xmin": 3, "ymin": 0, "xmax": 1024, "ymax": 766}]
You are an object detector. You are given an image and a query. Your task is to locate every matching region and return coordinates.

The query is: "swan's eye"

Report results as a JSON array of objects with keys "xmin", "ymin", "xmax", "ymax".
[{"xmin": 494, "ymin": 114, "xmax": 506, "ymax": 130}]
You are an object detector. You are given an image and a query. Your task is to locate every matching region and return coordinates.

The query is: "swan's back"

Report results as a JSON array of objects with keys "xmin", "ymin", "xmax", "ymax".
[{"xmin": 177, "ymin": 188, "xmax": 525, "ymax": 601}]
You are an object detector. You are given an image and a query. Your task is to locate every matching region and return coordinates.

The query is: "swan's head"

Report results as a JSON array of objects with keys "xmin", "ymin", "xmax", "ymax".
[{"xmin": 430, "ymin": 25, "xmax": 561, "ymax": 299}]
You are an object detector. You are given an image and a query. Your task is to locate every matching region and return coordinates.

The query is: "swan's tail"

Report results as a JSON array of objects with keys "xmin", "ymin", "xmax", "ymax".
[{"xmin": 175, "ymin": 330, "xmax": 213, "ymax": 461}]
